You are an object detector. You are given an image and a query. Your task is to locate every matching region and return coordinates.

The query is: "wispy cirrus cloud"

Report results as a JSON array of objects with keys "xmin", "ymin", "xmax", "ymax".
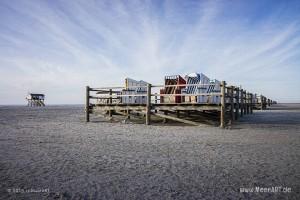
[{"xmin": 0, "ymin": 0, "xmax": 299, "ymax": 104}]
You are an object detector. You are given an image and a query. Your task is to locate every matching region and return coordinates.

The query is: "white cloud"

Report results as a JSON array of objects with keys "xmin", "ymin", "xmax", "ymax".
[{"xmin": 0, "ymin": 0, "xmax": 299, "ymax": 104}]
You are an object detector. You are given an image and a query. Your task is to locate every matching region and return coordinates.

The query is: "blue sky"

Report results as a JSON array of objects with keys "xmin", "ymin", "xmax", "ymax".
[{"xmin": 0, "ymin": 0, "xmax": 299, "ymax": 104}]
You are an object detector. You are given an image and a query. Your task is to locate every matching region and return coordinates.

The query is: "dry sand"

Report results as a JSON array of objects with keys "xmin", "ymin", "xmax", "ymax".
[{"xmin": 0, "ymin": 104, "xmax": 299, "ymax": 199}]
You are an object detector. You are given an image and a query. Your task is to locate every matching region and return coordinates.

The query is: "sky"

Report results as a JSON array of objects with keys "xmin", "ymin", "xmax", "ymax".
[{"xmin": 0, "ymin": 0, "xmax": 300, "ymax": 104}]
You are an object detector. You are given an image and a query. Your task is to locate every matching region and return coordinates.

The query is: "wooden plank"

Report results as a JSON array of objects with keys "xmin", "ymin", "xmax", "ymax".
[
  {"xmin": 89, "ymin": 96, "xmax": 120, "ymax": 99},
  {"xmin": 153, "ymin": 102, "xmax": 220, "ymax": 106},
  {"xmin": 151, "ymin": 93, "xmax": 221, "ymax": 97},
  {"xmin": 114, "ymin": 110, "xmax": 146, "ymax": 118},
  {"xmin": 114, "ymin": 110, "xmax": 127, "ymax": 116},
  {"xmin": 93, "ymin": 105, "xmax": 146, "ymax": 112},
  {"xmin": 152, "ymin": 112, "xmax": 202, "ymax": 126},
  {"xmin": 95, "ymin": 103, "xmax": 146, "ymax": 106},
  {"xmin": 93, "ymin": 111, "xmax": 113, "ymax": 120},
  {"xmin": 152, "ymin": 105, "xmax": 220, "ymax": 111},
  {"xmin": 95, "ymin": 102, "xmax": 219, "ymax": 107}
]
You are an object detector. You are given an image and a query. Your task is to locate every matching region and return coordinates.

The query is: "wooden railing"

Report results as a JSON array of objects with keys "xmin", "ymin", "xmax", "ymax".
[{"xmin": 85, "ymin": 81, "xmax": 275, "ymax": 128}]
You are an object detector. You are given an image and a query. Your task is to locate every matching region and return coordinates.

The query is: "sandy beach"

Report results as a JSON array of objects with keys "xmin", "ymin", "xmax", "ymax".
[{"xmin": 0, "ymin": 104, "xmax": 299, "ymax": 199}]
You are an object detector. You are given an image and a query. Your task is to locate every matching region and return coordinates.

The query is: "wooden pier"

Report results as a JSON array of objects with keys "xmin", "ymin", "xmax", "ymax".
[{"xmin": 85, "ymin": 82, "xmax": 275, "ymax": 128}]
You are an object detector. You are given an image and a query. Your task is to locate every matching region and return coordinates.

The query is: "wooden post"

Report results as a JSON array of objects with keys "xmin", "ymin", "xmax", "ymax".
[
  {"xmin": 260, "ymin": 95, "xmax": 263, "ymax": 110},
  {"xmin": 163, "ymin": 111, "xmax": 168, "ymax": 123},
  {"xmin": 86, "ymin": 86, "xmax": 90, "ymax": 122},
  {"xmin": 220, "ymin": 81, "xmax": 226, "ymax": 128},
  {"xmin": 127, "ymin": 109, "xmax": 130, "ymax": 119},
  {"xmin": 146, "ymin": 84, "xmax": 151, "ymax": 125},
  {"xmin": 245, "ymin": 93, "xmax": 248, "ymax": 114},
  {"xmin": 155, "ymin": 94, "xmax": 158, "ymax": 113},
  {"xmin": 240, "ymin": 89, "xmax": 244, "ymax": 117},
  {"xmin": 230, "ymin": 86, "xmax": 235, "ymax": 121},
  {"xmin": 246, "ymin": 93, "xmax": 249, "ymax": 114},
  {"xmin": 235, "ymin": 87, "xmax": 240, "ymax": 120},
  {"xmin": 109, "ymin": 89, "xmax": 112, "ymax": 117},
  {"xmin": 265, "ymin": 97, "xmax": 267, "ymax": 109},
  {"xmin": 250, "ymin": 93, "xmax": 253, "ymax": 114},
  {"xmin": 244, "ymin": 92, "xmax": 247, "ymax": 114},
  {"xmin": 243, "ymin": 90, "xmax": 247, "ymax": 115}
]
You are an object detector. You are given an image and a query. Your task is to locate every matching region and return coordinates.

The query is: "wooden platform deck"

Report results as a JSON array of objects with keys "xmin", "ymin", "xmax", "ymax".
[{"xmin": 85, "ymin": 82, "xmax": 275, "ymax": 128}]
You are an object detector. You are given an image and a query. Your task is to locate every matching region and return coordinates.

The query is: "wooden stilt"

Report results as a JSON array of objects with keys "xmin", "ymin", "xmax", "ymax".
[
  {"xmin": 230, "ymin": 86, "xmax": 235, "ymax": 121},
  {"xmin": 109, "ymin": 89, "xmax": 112, "ymax": 117},
  {"xmin": 146, "ymin": 84, "xmax": 151, "ymax": 125},
  {"xmin": 86, "ymin": 86, "xmax": 90, "ymax": 122},
  {"xmin": 220, "ymin": 81, "xmax": 226, "ymax": 128},
  {"xmin": 248, "ymin": 93, "xmax": 250, "ymax": 114},
  {"xmin": 240, "ymin": 89, "xmax": 244, "ymax": 117},
  {"xmin": 260, "ymin": 95, "xmax": 263, "ymax": 110},
  {"xmin": 250, "ymin": 93, "xmax": 253, "ymax": 114},
  {"xmin": 163, "ymin": 111, "xmax": 168, "ymax": 123},
  {"xmin": 127, "ymin": 109, "xmax": 130, "ymax": 119},
  {"xmin": 243, "ymin": 91, "xmax": 247, "ymax": 115},
  {"xmin": 235, "ymin": 88, "xmax": 240, "ymax": 120},
  {"xmin": 154, "ymin": 94, "xmax": 158, "ymax": 113}
]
